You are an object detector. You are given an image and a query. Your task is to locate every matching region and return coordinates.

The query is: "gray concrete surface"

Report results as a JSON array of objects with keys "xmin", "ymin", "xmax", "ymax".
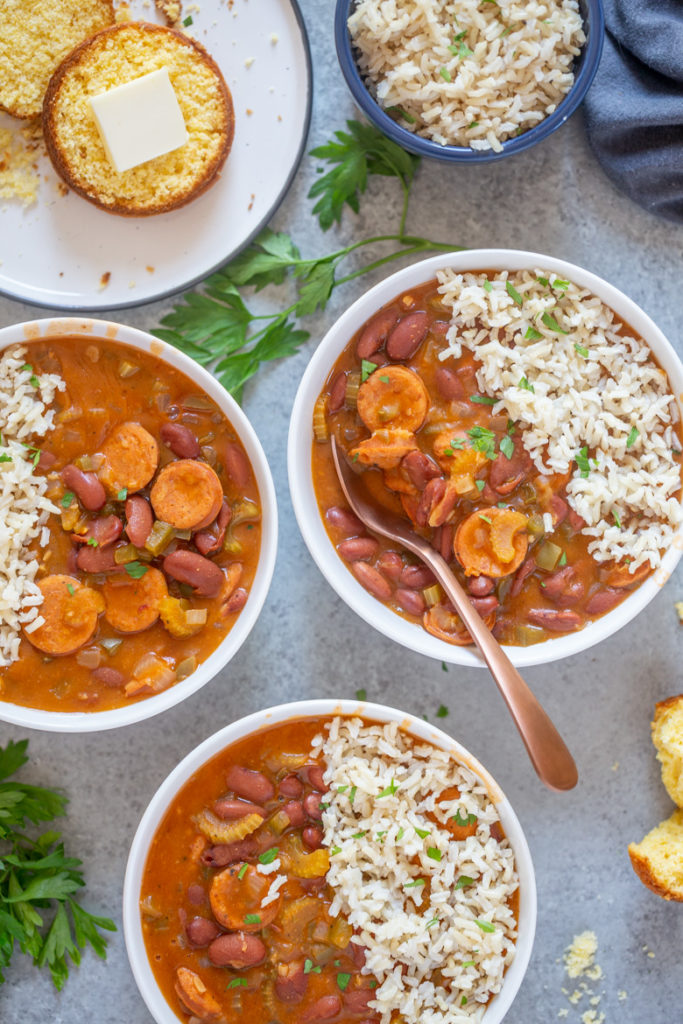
[{"xmin": 1, "ymin": 1, "xmax": 682, "ymax": 1022}]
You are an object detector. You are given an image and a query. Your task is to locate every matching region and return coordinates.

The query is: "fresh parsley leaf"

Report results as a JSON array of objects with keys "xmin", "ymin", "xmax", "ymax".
[
  {"xmin": 469, "ymin": 394, "xmax": 497, "ymax": 406},
  {"xmin": 387, "ymin": 106, "xmax": 417, "ymax": 124},
  {"xmin": 455, "ymin": 875, "xmax": 474, "ymax": 890},
  {"xmin": 499, "ymin": 435, "xmax": 514, "ymax": 460},
  {"xmin": 439, "ymin": 66, "xmax": 452, "ymax": 81},
  {"xmin": 337, "ymin": 972, "xmax": 352, "ymax": 991},
  {"xmin": 427, "ymin": 847, "xmax": 442, "ymax": 862},
  {"xmin": 124, "ymin": 561, "xmax": 148, "ymax": 580},
  {"xmin": 86, "ymin": 538, "xmax": 98, "ymax": 548},
  {"xmin": 404, "ymin": 878, "xmax": 425, "ymax": 888},
  {"xmin": 237, "ymin": 864, "xmax": 248, "ymax": 880},
  {"xmin": 626, "ymin": 426, "xmax": 639, "ymax": 448},
  {"xmin": 475, "ymin": 479, "xmax": 485, "ymax": 491},
  {"xmin": 66, "ymin": 584, "xmax": 75, "ymax": 596},
  {"xmin": 60, "ymin": 492, "xmax": 74, "ymax": 509},
  {"xmin": 377, "ymin": 779, "xmax": 399, "ymax": 798},
  {"xmin": 524, "ymin": 326, "xmax": 543, "ymax": 341},
  {"xmin": 574, "ymin": 343, "xmax": 589, "ymax": 358},
  {"xmin": 482, "ymin": 280, "xmax": 493, "ymax": 293},
  {"xmin": 519, "ymin": 376, "xmax": 535, "ymax": 393},
  {"xmin": 541, "ymin": 311, "xmax": 568, "ymax": 334},
  {"xmin": 0, "ymin": 453, "xmax": 12, "ymax": 463},
  {"xmin": 227, "ymin": 977, "xmax": 247, "ymax": 988},
  {"xmin": 613, "ymin": 509, "xmax": 622, "ymax": 530},
  {"xmin": 361, "ymin": 360, "xmax": 378, "ymax": 383},
  {"xmin": 304, "ymin": 958, "xmax": 321, "ymax": 974},
  {"xmin": 505, "ymin": 281, "xmax": 523, "ymax": 307},
  {"xmin": 243, "ymin": 914, "xmax": 261, "ymax": 925},
  {"xmin": 575, "ymin": 447, "xmax": 591, "ymax": 478},
  {"xmin": 467, "ymin": 425, "xmax": 496, "ymax": 460},
  {"xmin": 258, "ymin": 848, "xmax": 279, "ymax": 865},
  {"xmin": 415, "ymin": 827, "xmax": 431, "ymax": 840},
  {"xmin": 436, "ymin": 704, "xmax": 449, "ymax": 717},
  {"xmin": 425, "ymin": 916, "xmax": 439, "ymax": 929},
  {"xmin": 558, "ymin": 551, "xmax": 567, "ymax": 567},
  {"xmin": 116, "ymin": 489, "xmax": 127, "ymax": 502},
  {"xmin": 355, "ymin": 688, "xmax": 367, "ymax": 701},
  {"xmin": 476, "ymin": 919, "xmax": 495, "ymax": 933},
  {"xmin": 453, "ymin": 809, "xmax": 477, "ymax": 827}
]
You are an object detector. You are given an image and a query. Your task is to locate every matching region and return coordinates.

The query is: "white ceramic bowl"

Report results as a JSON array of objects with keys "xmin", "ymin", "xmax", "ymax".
[
  {"xmin": 0, "ymin": 317, "xmax": 277, "ymax": 732},
  {"xmin": 123, "ymin": 698, "xmax": 536, "ymax": 1024},
  {"xmin": 288, "ymin": 249, "xmax": 683, "ymax": 668}
]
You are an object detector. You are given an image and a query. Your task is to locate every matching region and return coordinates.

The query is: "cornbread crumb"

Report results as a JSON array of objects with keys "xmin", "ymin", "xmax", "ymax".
[
  {"xmin": 99, "ymin": 272, "xmax": 111, "ymax": 290},
  {"xmin": 652, "ymin": 694, "xmax": 683, "ymax": 807},
  {"xmin": 581, "ymin": 1012, "xmax": 605, "ymax": 1024},
  {"xmin": 270, "ymin": 33, "xmax": 278, "ymax": 43},
  {"xmin": 564, "ymin": 931, "xmax": 598, "ymax": 979},
  {"xmin": 558, "ymin": 1012, "xmax": 569, "ymax": 1020},
  {"xmin": 0, "ymin": 129, "xmax": 39, "ymax": 205},
  {"xmin": 155, "ymin": 0, "xmax": 182, "ymax": 25},
  {"xmin": 115, "ymin": 2, "xmax": 134, "ymax": 20},
  {"xmin": 245, "ymin": 57, "xmax": 255, "ymax": 67},
  {"xmin": 675, "ymin": 600, "xmax": 683, "ymax": 623},
  {"xmin": 611, "ymin": 762, "xmax": 619, "ymax": 772},
  {"xmin": 568, "ymin": 989, "xmax": 584, "ymax": 1005},
  {"xmin": 618, "ymin": 990, "xmax": 627, "ymax": 1001}
]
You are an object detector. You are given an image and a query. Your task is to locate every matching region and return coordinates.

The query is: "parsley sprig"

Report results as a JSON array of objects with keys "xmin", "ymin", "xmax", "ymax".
[
  {"xmin": 0, "ymin": 740, "xmax": 116, "ymax": 989},
  {"xmin": 153, "ymin": 120, "xmax": 461, "ymax": 401}
]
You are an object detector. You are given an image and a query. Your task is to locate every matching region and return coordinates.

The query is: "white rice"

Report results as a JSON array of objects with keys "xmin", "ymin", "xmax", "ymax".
[
  {"xmin": 435, "ymin": 270, "xmax": 683, "ymax": 572},
  {"xmin": 0, "ymin": 346, "xmax": 64, "ymax": 667},
  {"xmin": 313, "ymin": 717, "xmax": 518, "ymax": 1024},
  {"xmin": 348, "ymin": 0, "xmax": 585, "ymax": 151}
]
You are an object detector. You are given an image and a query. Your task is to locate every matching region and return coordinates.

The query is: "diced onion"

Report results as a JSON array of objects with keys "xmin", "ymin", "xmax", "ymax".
[
  {"xmin": 185, "ymin": 608, "xmax": 207, "ymax": 626},
  {"xmin": 76, "ymin": 647, "xmax": 102, "ymax": 669}
]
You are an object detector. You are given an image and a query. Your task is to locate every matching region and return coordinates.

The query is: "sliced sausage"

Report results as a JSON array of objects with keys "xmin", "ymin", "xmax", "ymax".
[
  {"xmin": 98, "ymin": 421, "xmax": 159, "ymax": 496},
  {"xmin": 125, "ymin": 496, "xmax": 153, "ymax": 547},
  {"xmin": 526, "ymin": 608, "xmax": 582, "ymax": 632},
  {"xmin": 186, "ymin": 916, "xmax": 220, "ymax": 947},
  {"xmin": 24, "ymin": 575, "xmax": 102, "ymax": 656},
  {"xmin": 225, "ymin": 764, "xmax": 274, "ymax": 803},
  {"xmin": 356, "ymin": 365, "xmax": 429, "ymax": 434},
  {"xmin": 351, "ymin": 561, "xmax": 392, "ymax": 601},
  {"xmin": 163, "ymin": 550, "xmax": 224, "ymax": 598},
  {"xmin": 356, "ymin": 308, "xmax": 397, "ymax": 359},
  {"xmin": 61, "ymin": 464, "xmax": 106, "ymax": 511},
  {"xmin": 208, "ymin": 932, "xmax": 266, "ymax": 969},
  {"xmin": 160, "ymin": 422, "xmax": 200, "ymax": 459},
  {"xmin": 151, "ymin": 459, "xmax": 223, "ymax": 531},
  {"xmin": 73, "ymin": 515, "xmax": 123, "ymax": 548},
  {"xmin": 102, "ymin": 566, "xmax": 168, "ymax": 633},
  {"xmin": 386, "ymin": 311, "xmax": 429, "ymax": 360},
  {"xmin": 210, "ymin": 864, "xmax": 281, "ymax": 932},
  {"xmin": 174, "ymin": 967, "xmax": 221, "ymax": 1022}
]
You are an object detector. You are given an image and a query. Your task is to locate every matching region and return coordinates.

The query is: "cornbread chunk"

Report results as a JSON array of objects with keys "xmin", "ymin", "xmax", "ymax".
[
  {"xmin": 42, "ymin": 22, "xmax": 234, "ymax": 216},
  {"xmin": 628, "ymin": 810, "xmax": 683, "ymax": 902},
  {"xmin": 0, "ymin": 0, "xmax": 114, "ymax": 119},
  {"xmin": 652, "ymin": 694, "xmax": 683, "ymax": 808}
]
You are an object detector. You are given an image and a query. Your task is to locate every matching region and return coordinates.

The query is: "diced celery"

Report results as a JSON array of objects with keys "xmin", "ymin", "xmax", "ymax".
[
  {"xmin": 144, "ymin": 520, "xmax": 174, "ymax": 556},
  {"xmin": 536, "ymin": 540, "xmax": 562, "ymax": 571}
]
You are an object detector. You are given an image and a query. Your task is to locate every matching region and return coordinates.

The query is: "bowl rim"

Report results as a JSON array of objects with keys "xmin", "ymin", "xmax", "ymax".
[
  {"xmin": 122, "ymin": 698, "xmax": 537, "ymax": 1024},
  {"xmin": 0, "ymin": 317, "xmax": 278, "ymax": 732},
  {"xmin": 287, "ymin": 248, "xmax": 683, "ymax": 669},
  {"xmin": 334, "ymin": 0, "xmax": 605, "ymax": 163}
]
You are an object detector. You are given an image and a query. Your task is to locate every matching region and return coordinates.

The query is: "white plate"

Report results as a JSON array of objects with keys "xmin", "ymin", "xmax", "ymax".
[{"xmin": 0, "ymin": 0, "xmax": 312, "ymax": 310}]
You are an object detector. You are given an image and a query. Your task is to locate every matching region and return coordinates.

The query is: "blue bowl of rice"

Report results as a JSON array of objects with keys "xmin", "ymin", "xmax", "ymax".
[{"xmin": 335, "ymin": 0, "xmax": 604, "ymax": 163}]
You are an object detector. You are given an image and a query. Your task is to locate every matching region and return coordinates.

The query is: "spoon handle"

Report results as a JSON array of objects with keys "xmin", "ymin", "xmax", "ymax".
[{"xmin": 427, "ymin": 552, "xmax": 578, "ymax": 792}]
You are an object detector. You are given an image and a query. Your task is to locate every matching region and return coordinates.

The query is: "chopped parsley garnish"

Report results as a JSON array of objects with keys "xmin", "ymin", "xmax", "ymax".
[
  {"xmin": 475, "ymin": 479, "xmax": 485, "ymax": 491},
  {"xmin": 537, "ymin": 275, "xmax": 549, "ymax": 287},
  {"xmin": 86, "ymin": 537, "xmax": 99, "ymax": 547},
  {"xmin": 626, "ymin": 426, "xmax": 639, "ymax": 448},
  {"xmin": 304, "ymin": 959, "xmax": 321, "ymax": 974},
  {"xmin": 613, "ymin": 509, "xmax": 622, "ymax": 530},
  {"xmin": 404, "ymin": 878, "xmax": 425, "ymax": 888},
  {"xmin": 237, "ymin": 864, "xmax": 248, "ymax": 880},
  {"xmin": 330, "ymin": 846, "xmax": 342, "ymax": 855},
  {"xmin": 461, "ymin": 996, "xmax": 468, "ymax": 1006},
  {"xmin": 505, "ymin": 281, "xmax": 523, "ymax": 307},
  {"xmin": 61, "ymin": 491, "xmax": 75, "ymax": 508},
  {"xmin": 352, "ymin": 831, "xmax": 367, "ymax": 839},
  {"xmin": 376, "ymin": 831, "xmax": 387, "ymax": 841},
  {"xmin": 258, "ymin": 847, "xmax": 279, "ymax": 865},
  {"xmin": 377, "ymin": 779, "xmax": 399, "ymax": 798},
  {"xmin": 124, "ymin": 560, "xmax": 149, "ymax": 579},
  {"xmin": 379, "ymin": 375, "xmax": 389, "ymax": 383},
  {"xmin": 499, "ymin": 435, "xmax": 514, "ymax": 460},
  {"xmin": 439, "ymin": 66, "xmax": 452, "ymax": 81},
  {"xmin": 355, "ymin": 687, "xmax": 367, "ymax": 701},
  {"xmin": 425, "ymin": 916, "xmax": 439, "ymax": 929},
  {"xmin": 524, "ymin": 326, "xmax": 543, "ymax": 341},
  {"xmin": 479, "ymin": 514, "xmax": 492, "ymax": 524},
  {"xmin": 468, "ymin": 121, "xmax": 479, "ymax": 129},
  {"xmin": 397, "ymin": 827, "xmax": 406, "ymax": 840},
  {"xmin": 436, "ymin": 704, "xmax": 449, "ymax": 718},
  {"xmin": 453, "ymin": 809, "xmax": 477, "ymax": 827},
  {"xmin": 575, "ymin": 447, "xmax": 591, "ymax": 478},
  {"xmin": 244, "ymin": 914, "xmax": 261, "ymax": 925},
  {"xmin": 519, "ymin": 376, "xmax": 535, "ymax": 393},
  {"xmin": 497, "ymin": 501, "xmax": 507, "ymax": 508},
  {"xmin": 0, "ymin": 453, "xmax": 11, "ymax": 463},
  {"xmin": 455, "ymin": 875, "xmax": 474, "ymax": 890},
  {"xmin": 337, "ymin": 973, "xmax": 351, "ymax": 991},
  {"xmin": 183, "ymin": 14, "xmax": 193, "ymax": 26},
  {"xmin": 467, "ymin": 425, "xmax": 496, "ymax": 459},
  {"xmin": 117, "ymin": 488, "xmax": 127, "ymax": 501},
  {"xmin": 361, "ymin": 359, "xmax": 378, "ymax": 382},
  {"xmin": 349, "ymin": 785, "xmax": 357, "ymax": 804},
  {"xmin": 558, "ymin": 551, "xmax": 567, "ymax": 567},
  {"xmin": 574, "ymin": 342, "xmax": 589, "ymax": 357},
  {"xmin": 415, "ymin": 827, "xmax": 431, "ymax": 839},
  {"xmin": 427, "ymin": 847, "xmax": 442, "ymax": 862},
  {"xmin": 541, "ymin": 311, "xmax": 568, "ymax": 334},
  {"xmin": 461, "ymin": 960, "xmax": 476, "ymax": 968},
  {"xmin": 388, "ymin": 106, "xmax": 417, "ymax": 124},
  {"xmin": 482, "ymin": 280, "xmax": 493, "ymax": 293},
  {"xmin": 552, "ymin": 279, "xmax": 570, "ymax": 290},
  {"xmin": 476, "ymin": 919, "xmax": 495, "ymax": 933},
  {"xmin": 450, "ymin": 40, "xmax": 473, "ymax": 58},
  {"xmin": 469, "ymin": 394, "xmax": 497, "ymax": 406},
  {"xmin": 227, "ymin": 978, "xmax": 247, "ymax": 988},
  {"xmin": 66, "ymin": 584, "xmax": 75, "ymax": 596}
]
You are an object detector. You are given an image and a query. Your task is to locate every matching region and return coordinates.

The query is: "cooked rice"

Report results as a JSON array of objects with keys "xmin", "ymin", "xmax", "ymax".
[
  {"xmin": 348, "ymin": 0, "xmax": 585, "ymax": 152},
  {"xmin": 435, "ymin": 270, "xmax": 683, "ymax": 572},
  {"xmin": 313, "ymin": 717, "xmax": 518, "ymax": 1024},
  {"xmin": 0, "ymin": 346, "xmax": 64, "ymax": 667}
]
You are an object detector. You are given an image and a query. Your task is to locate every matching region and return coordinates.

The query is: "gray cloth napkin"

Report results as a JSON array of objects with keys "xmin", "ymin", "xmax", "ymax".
[{"xmin": 584, "ymin": 0, "xmax": 683, "ymax": 224}]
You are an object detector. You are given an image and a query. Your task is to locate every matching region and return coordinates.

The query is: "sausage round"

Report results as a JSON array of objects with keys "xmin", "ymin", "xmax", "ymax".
[
  {"xmin": 102, "ymin": 567, "xmax": 168, "ymax": 633},
  {"xmin": 24, "ymin": 575, "xmax": 102, "ymax": 656},
  {"xmin": 151, "ymin": 460, "xmax": 223, "ymax": 531},
  {"xmin": 98, "ymin": 421, "xmax": 159, "ymax": 496}
]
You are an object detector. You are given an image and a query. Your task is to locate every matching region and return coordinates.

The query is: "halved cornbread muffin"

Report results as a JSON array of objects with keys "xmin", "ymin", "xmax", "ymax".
[
  {"xmin": 42, "ymin": 22, "xmax": 234, "ymax": 216},
  {"xmin": 628, "ymin": 810, "xmax": 683, "ymax": 902},
  {"xmin": 0, "ymin": 0, "xmax": 114, "ymax": 119},
  {"xmin": 652, "ymin": 693, "xmax": 683, "ymax": 808}
]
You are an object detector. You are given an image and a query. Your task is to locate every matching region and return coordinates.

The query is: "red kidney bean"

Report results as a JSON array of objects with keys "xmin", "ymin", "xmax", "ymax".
[
  {"xmin": 223, "ymin": 587, "xmax": 247, "ymax": 614},
  {"xmin": 376, "ymin": 550, "xmax": 403, "ymax": 583},
  {"xmin": 201, "ymin": 838, "xmax": 258, "ymax": 868},
  {"xmin": 91, "ymin": 666, "xmax": 125, "ymax": 688},
  {"xmin": 37, "ymin": 450, "xmax": 57, "ymax": 471},
  {"xmin": 467, "ymin": 575, "xmax": 495, "ymax": 597},
  {"xmin": 435, "ymin": 365, "xmax": 465, "ymax": 401},
  {"xmin": 401, "ymin": 450, "xmax": 441, "ymax": 490},
  {"xmin": 356, "ymin": 309, "xmax": 397, "ymax": 359},
  {"xmin": 349, "ymin": 941, "xmax": 366, "ymax": 969},
  {"xmin": 489, "ymin": 438, "xmax": 533, "ymax": 495},
  {"xmin": 303, "ymin": 792, "xmax": 323, "ymax": 820},
  {"xmin": 585, "ymin": 588, "xmax": 623, "ymax": 615},
  {"xmin": 279, "ymin": 774, "xmax": 304, "ymax": 798},
  {"xmin": 351, "ymin": 561, "xmax": 393, "ymax": 600},
  {"xmin": 195, "ymin": 499, "xmax": 232, "ymax": 556},
  {"xmin": 416, "ymin": 477, "xmax": 446, "ymax": 528},
  {"xmin": 527, "ymin": 608, "xmax": 582, "ymax": 631},
  {"xmin": 328, "ymin": 371, "xmax": 347, "ymax": 413},
  {"xmin": 224, "ymin": 444, "xmax": 250, "ymax": 488},
  {"xmin": 344, "ymin": 990, "xmax": 374, "ymax": 1015},
  {"xmin": 125, "ymin": 495, "xmax": 153, "ymax": 547},
  {"xmin": 160, "ymin": 422, "xmax": 200, "ymax": 459},
  {"xmin": 399, "ymin": 564, "xmax": 436, "ymax": 590},
  {"xmin": 437, "ymin": 523, "xmax": 455, "ymax": 563},
  {"xmin": 76, "ymin": 543, "xmax": 119, "ymax": 573},
  {"xmin": 326, "ymin": 505, "xmax": 364, "ymax": 534},
  {"xmin": 73, "ymin": 514, "xmax": 123, "ymax": 548},
  {"xmin": 208, "ymin": 932, "xmax": 265, "ymax": 969},
  {"xmin": 510, "ymin": 556, "xmax": 536, "ymax": 597},
  {"xmin": 338, "ymin": 537, "xmax": 379, "ymax": 562},
  {"xmin": 567, "ymin": 508, "xmax": 586, "ymax": 532},
  {"xmin": 396, "ymin": 588, "xmax": 426, "ymax": 616},
  {"xmin": 283, "ymin": 800, "xmax": 305, "ymax": 827},
  {"xmin": 302, "ymin": 995, "xmax": 342, "ymax": 1022},
  {"xmin": 469, "ymin": 595, "xmax": 499, "ymax": 616},
  {"xmin": 163, "ymin": 549, "xmax": 223, "ymax": 597},
  {"xmin": 303, "ymin": 764, "xmax": 328, "ymax": 792},
  {"xmin": 62, "ymin": 464, "xmax": 106, "ymax": 511},
  {"xmin": 186, "ymin": 916, "xmax": 220, "ymax": 947},
  {"xmin": 550, "ymin": 494, "xmax": 568, "ymax": 526},
  {"xmin": 187, "ymin": 884, "xmax": 206, "ymax": 906},
  {"xmin": 386, "ymin": 311, "xmax": 429, "ymax": 360},
  {"xmin": 302, "ymin": 826, "xmax": 324, "ymax": 850},
  {"xmin": 226, "ymin": 765, "xmax": 274, "ymax": 803},
  {"xmin": 542, "ymin": 567, "xmax": 585, "ymax": 607},
  {"xmin": 212, "ymin": 799, "xmax": 266, "ymax": 820},
  {"xmin": 275, "ymin": 961, "xmax": 308, "ymax": 1003}
]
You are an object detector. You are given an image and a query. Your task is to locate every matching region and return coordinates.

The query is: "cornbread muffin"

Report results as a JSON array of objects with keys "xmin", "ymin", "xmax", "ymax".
[
  {"xmin": 0, "ymin": 0, "xmax": 114, "ymax": 119},
  {"xmin": 652, "ymin": 693, "xmax": 683, "ymax": 808},
  {"xmin": 42, "ymin": 22, "xmax": 234, "ymax": 216},
  {"xmin": 628, "ymin": 810, "xmax": 683, "ymax": 902}
]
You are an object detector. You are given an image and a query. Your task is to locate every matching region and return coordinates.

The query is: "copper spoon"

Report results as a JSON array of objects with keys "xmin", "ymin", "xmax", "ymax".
[{"xmin": 331, "ymin": 436, "xmax": 578, "ymax": 792}]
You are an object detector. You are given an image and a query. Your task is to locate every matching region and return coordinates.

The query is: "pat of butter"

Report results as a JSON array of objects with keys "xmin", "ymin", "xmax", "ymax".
[{"xmin": 89, "ymin": 68, "xmax": 188, "ymax": 173}]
